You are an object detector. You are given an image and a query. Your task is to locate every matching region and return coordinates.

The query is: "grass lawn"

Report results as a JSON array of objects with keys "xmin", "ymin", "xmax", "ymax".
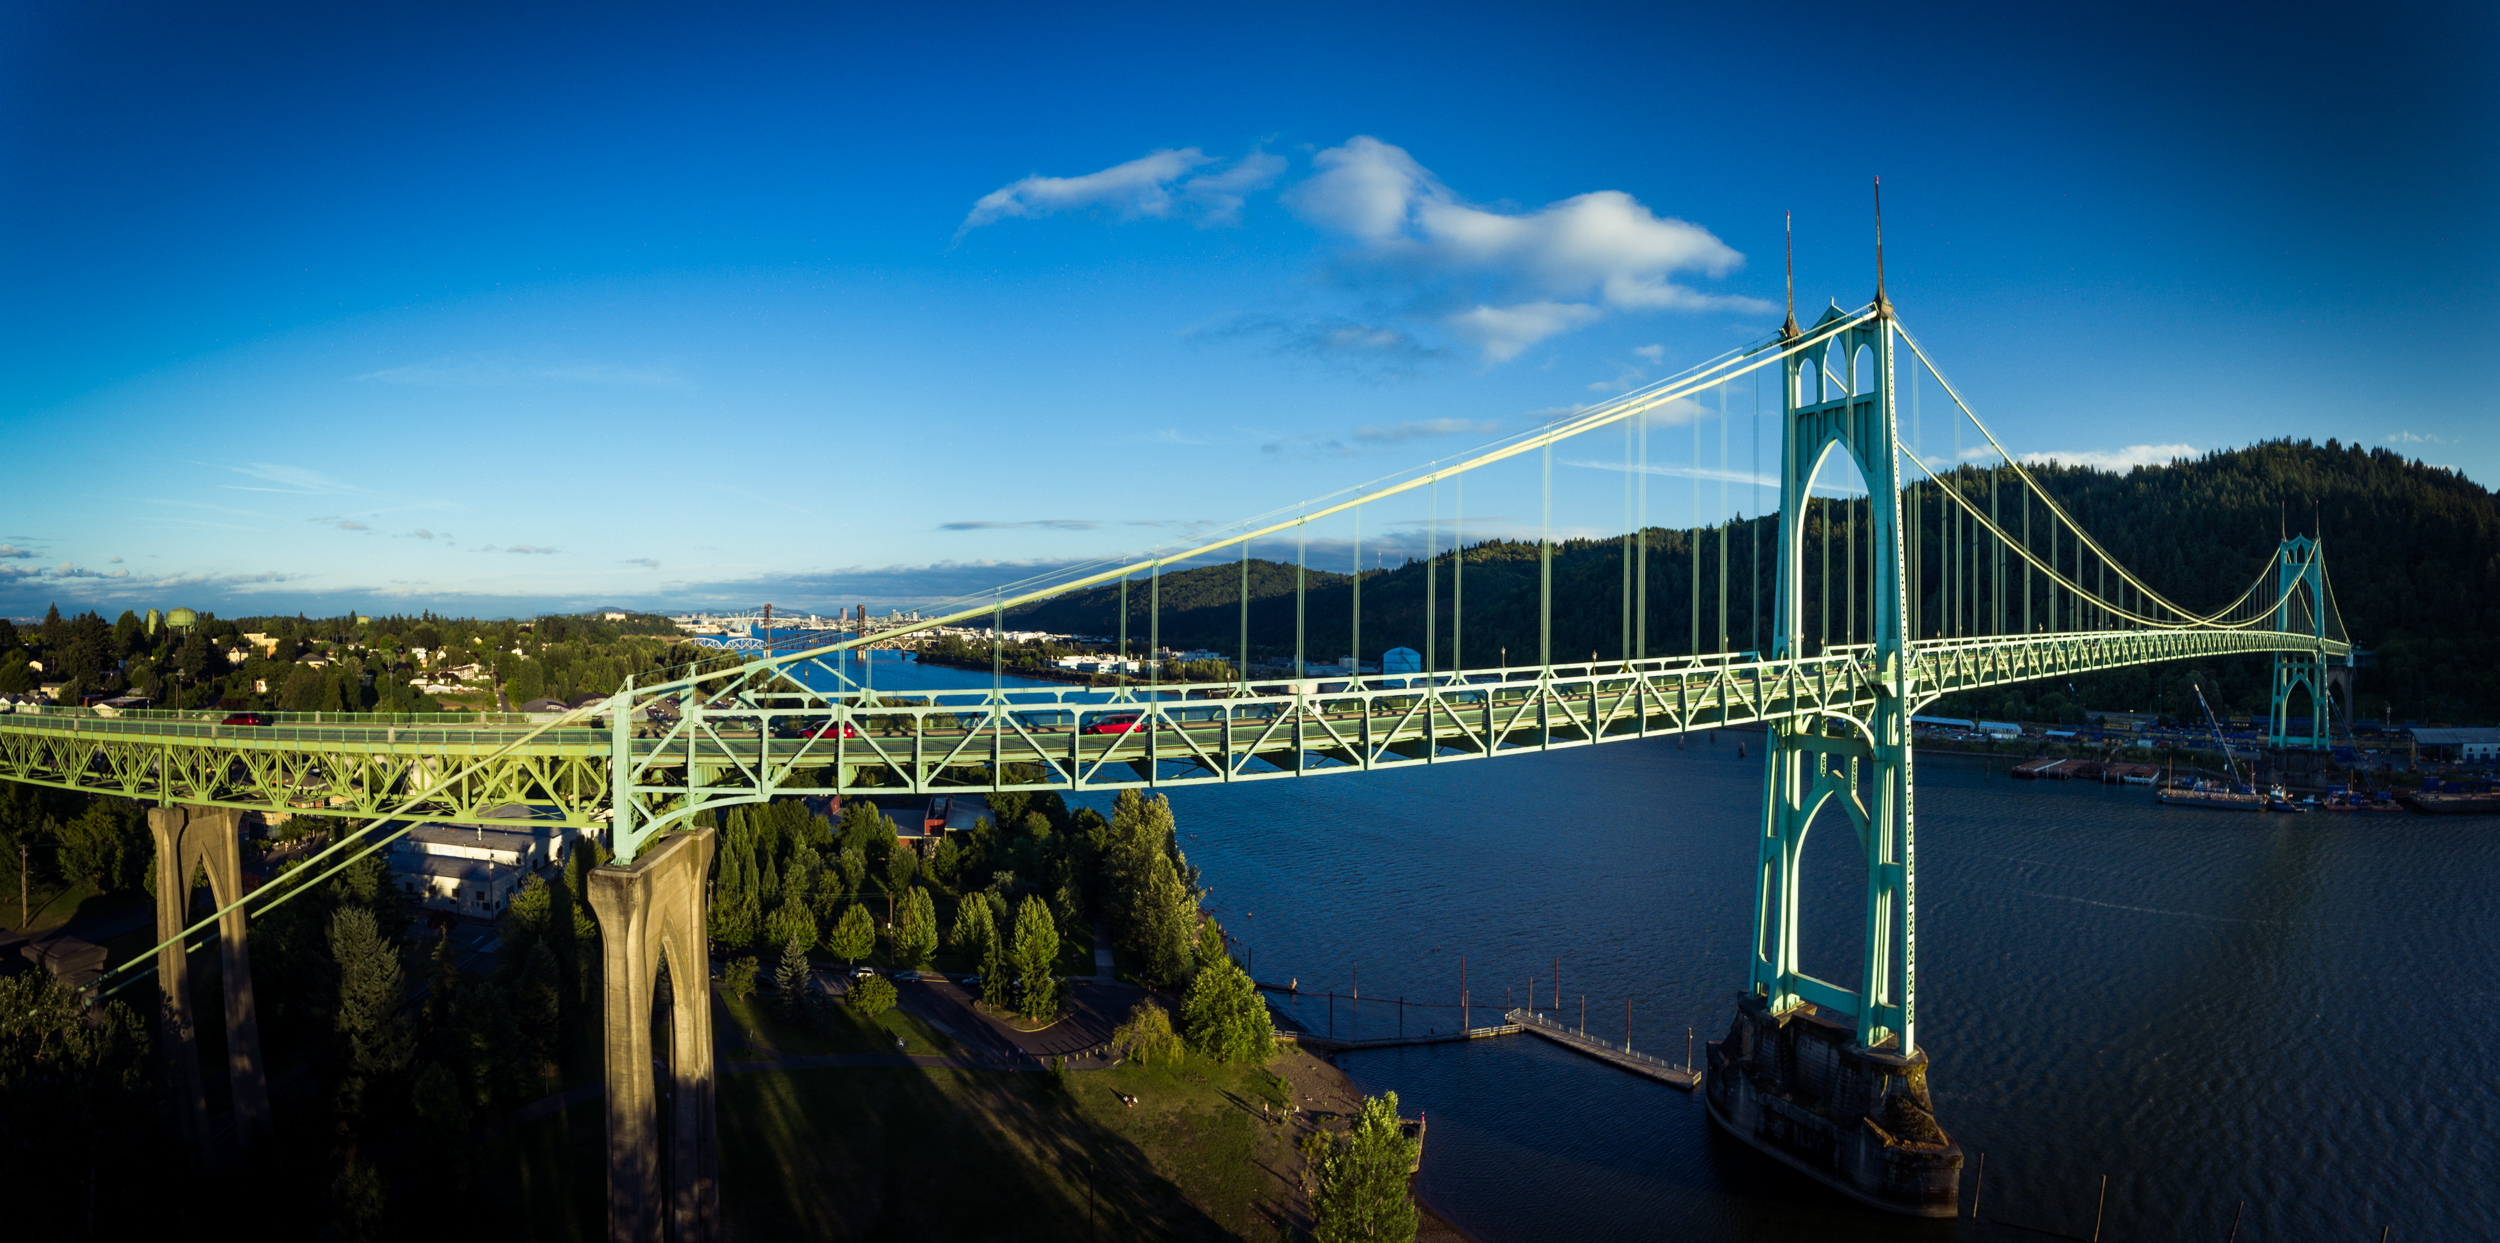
[
  {"xmin": 717, "ymin": 985, "xmax": 959, "ymax": 1058},
  {"xmin": 484, "ymin": 1002, "xmax": 1314, "ymax": 1242}
]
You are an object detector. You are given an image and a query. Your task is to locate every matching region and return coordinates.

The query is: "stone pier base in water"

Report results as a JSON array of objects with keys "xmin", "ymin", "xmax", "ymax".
[{"xmin": 1704, "ymin": 993, "xmax": 1964, "ymax": 1217}]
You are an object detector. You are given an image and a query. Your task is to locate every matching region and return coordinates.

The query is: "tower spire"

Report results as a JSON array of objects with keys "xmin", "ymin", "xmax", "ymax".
[
  {"xmin": 1780, "ymin": 210, "xmax": 1799, "ymax": 340},
  {"xmin": 1872, "ymin": 176, "xmax": 1893, "ymax": 319}
]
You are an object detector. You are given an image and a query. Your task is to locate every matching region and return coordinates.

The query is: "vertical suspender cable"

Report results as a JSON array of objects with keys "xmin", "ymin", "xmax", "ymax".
[
  {"xmin": 1294, "ymin": 526, "xmax": 1305, "ymax": 680},
  {"xmin": 1691, "ymin": 395, "xmax": 1702, "ymax": 656},
  {"xmin": 1351, "ymin": 502, "xmax": 1362, "ymax": 684},
  {"xmin": 1719, "ymin": 383, "xmax": 1730, "ymax": 653},
  {"xmin": 1639, "ymin": 410, "xmax": 1650, "ymax": 659},
  {"xmin": 1119, "ymin": 574, "xmax": 1129, "ymax": 690},
  {"xmin": 1622, "ymin": 419, "xmax": 1633, "ymax": 664},
  {"xmin": 1754, "ymin": 368, "xmax": 1763, "ymax": 654},
  {"xmin": 1541, "ymin": 444, "xmax": 1553, "ymax": 671},
  {"xmin": 1150, "ymin": 549, "xmax": 1160, "ymax": 683},
  {"xmin": 1454, "ymin": 477, "xmax": 1465, "ymax": 674},
  {"xmin": 1239, "ymin": 537, "xmax": 1249, "ymax": 688},
  {"xmin": 1846, "ymin": 495, "xmax": 1856, "ymax": 647},
  {"xmin": 1426, "ymin": 481, "xmax": 1438, "ymax": 680}
]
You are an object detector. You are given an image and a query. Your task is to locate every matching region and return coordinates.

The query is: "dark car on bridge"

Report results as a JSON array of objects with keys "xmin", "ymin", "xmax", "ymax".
[{"xmin": 222, "ymin": 712, "xmax": 269, "ymax": 726}]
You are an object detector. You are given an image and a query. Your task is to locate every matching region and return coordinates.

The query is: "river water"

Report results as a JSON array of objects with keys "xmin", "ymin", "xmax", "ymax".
[{"xmin": 815, "ymin": 654, "xmax": 2500, "ymax": 1240}]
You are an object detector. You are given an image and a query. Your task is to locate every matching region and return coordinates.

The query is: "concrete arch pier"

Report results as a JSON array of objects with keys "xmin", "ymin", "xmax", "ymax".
[
  {"xmin": 588, "ymin": 826, "xmax": 718, "ymax": 1243},
  {"xmin": 146, "ymin": 805, "xmax": 274, "ymax": 1167}
]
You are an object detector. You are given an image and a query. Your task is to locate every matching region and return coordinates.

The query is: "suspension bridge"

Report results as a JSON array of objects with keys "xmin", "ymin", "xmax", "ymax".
[{"xmin": 0, "ymin": 273, "xmax": 2355, "ymax": 1231}]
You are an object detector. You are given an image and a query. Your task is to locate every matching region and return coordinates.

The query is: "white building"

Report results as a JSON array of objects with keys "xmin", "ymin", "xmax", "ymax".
[{"xmin": 386, "ymin": 818, "xmax": 587, "ymax": 917}]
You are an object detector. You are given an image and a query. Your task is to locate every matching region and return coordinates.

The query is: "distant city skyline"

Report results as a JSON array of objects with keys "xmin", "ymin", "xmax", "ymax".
[{"xmin": 4, "ymin": 1, "xmax": 2490, "ymax": 619}]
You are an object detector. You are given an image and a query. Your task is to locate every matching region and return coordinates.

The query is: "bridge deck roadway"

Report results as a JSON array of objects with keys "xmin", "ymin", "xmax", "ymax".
[{"xmin": 0, "ymin": 628, "xmax": 2341, "ymax": 826}]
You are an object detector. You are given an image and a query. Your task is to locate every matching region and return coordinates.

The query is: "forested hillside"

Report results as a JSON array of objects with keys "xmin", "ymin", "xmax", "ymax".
[{"xmin": 1007, "ymin": 440, "xmax": 2498, "ymax": 725}]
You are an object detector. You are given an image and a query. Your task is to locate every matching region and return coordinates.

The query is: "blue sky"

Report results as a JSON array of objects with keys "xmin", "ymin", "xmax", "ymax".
[{"xmin": 3, "ymin": 0, "xmax": 2491, "ymax": 620}]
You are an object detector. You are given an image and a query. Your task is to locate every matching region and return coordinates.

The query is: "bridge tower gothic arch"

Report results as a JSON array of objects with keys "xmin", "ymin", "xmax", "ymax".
[
  {"xmin": 1705, "ymin": 305, "xmax": 1964, "ymax": 1215},
  {"xmin": 2269, "ymin": 535, "xmax": 2333, "ymax": 749},
  {"xmin": 146, "ymin": 804, "xmax": 274, "ymax": 1168},
  {"xmin": 587, "ymin": 826, "xmax": 720, "ymax": 1243}
]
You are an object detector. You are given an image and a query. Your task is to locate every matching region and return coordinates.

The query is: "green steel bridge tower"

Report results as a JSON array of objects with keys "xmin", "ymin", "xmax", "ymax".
[{"xmin": 0, "ymin": 290, "xmax": 2354, "ymax": 1230}]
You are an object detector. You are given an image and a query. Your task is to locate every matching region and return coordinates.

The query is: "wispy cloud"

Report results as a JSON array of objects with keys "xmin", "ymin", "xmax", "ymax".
[
  {"xmin": 939, "ymin": 519, "xmax": 1102, "ymax": 531},
  {"xmin": 957, "ymin": 147, "xmax": 1284, "ymax": 237},
  {"xmin": 0, "ymin": 544, "xmax": 32, "ymax": 559},
  {"xmin": 506, "ymin": 544, "xmax": 559, "ymax": 555},
  {"xmin": 1284, "ymin": 137, "xmax": 1775, "ymax": 360},
  {"xmin": 1355, "ymin": 418, "xmax": 1504, "ymax": 445},
  {"xmin": 2018, "ymin": 444, "xmax": 2197, "ymax": 471},
  {"xmin": 623, "ymin": 557, "xmax": 661, "ymax": 569},
  {"xmin": 1196, "ymin": 314, "xmax": 1447, "ymax": 376},
  {"xmin": 2386, "ymin": 431, "xmax": 2453, "ymax": 445},
  {"xmin": 1262, "ymin": 416, "xmax": 1506, "ymax": 459},
  {"xmin": 226, "ymin": 463, "xmax": 362, "ymax": 495},
  {"xmin": 1565, "ymin": 458, "xmax": 1778, "ymax": 489}
]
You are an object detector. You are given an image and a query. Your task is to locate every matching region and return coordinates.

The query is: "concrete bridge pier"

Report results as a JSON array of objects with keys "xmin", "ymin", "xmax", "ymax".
[
  {"xmin": 588, "ymin": 827, "xmax": 718, "ymax": 1243},
  {"xmin": 146, "ymin": 805, "xmax": 274, "ymax": 1167}
]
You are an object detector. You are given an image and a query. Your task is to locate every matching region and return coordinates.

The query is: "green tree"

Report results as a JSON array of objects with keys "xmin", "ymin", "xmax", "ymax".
[
  {"xmin": 1311, "ymin": 1091, "xmax": 1422, "ymax": 1243},
  {"xmin": 1109, "ymin": 998, "xmax": 1185, "ymax": 1067},
  {"xmin": 0, "ymin": 973, "xmax": 157, "ymax": 1240},
  {"xmin": 948, "ymin": 895, "xmax": 996, "ymax": 965},
  {"xmin": 774, "ymin": 935, "xmax": 811, "ymax": 1021},
  {"xmin": 721, "ymin": 955, "xmax": 761, "ymax": 1002},
  {"xmin": 848, "ymin": 973, "xmax": 896, "ymax": 1017},
  {"xmin": 1103, "ymin": 790, "xmax": 1198, "ymax": 986},
  {"xmin": 1009, "ymin": 894, "xmax": 1061, "ymax": 1022},
  {"xmin": 893, "ymin": 886, "xmax": 938, "ymax": 967},
  {"xmin": 826, "ymin": 902, "xmax": 875, "ymax": 966},
  {"xmin": 55, "ymin": 801, "xmax": 148, "ymax": 893},
  {"xmin": 765, "ymin": 893, "xmax": 816, "ymax": 952},
  {"xmin": 514, "ymin": 942, "xmax": 562, "ymax": 1068},
  {"xmin": 1180, "ymin": 953, "xmax": 1273, "ymax": 1066},
  {"xmin": 328, "ymin": 904, "xmax": 413, "ymax": 1116}
]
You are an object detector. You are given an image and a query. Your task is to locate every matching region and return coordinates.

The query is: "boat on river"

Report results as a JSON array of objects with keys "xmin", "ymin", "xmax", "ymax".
[{"xmin": 2158, "ymin": 780, "xmax": 2267, "ymax": 811}]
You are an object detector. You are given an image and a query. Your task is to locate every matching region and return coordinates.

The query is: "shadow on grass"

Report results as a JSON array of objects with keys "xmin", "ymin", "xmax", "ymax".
[{"xmin": 723, "ymin": 1065, "xmax": 1240, "ymax": 1241}]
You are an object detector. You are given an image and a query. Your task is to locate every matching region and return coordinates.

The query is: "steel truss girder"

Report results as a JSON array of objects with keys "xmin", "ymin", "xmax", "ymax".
[{"xmin": 0, "ymin": 620, "xmax": 2338, "ymax": 857}]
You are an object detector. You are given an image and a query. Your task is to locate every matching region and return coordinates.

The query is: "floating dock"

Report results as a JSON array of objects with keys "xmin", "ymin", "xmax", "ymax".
[{"xmin": 1505, "ymin": 1008, "xmax": 1700, "ymax": 1089}]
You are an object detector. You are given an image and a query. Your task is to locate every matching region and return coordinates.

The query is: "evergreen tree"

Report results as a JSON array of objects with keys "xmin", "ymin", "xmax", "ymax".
[
  {"xmin": 328, "ymin": 904, "xmax": 413, "ymax": 1116},
  {"xmin": 774, "ymin": 935, "xmax": 811, "ymax": 1021},
  {"xmin": 1311, "ymin": 1092, "xmax": 1422, "ymax": 1243},
  {"xmin": 1009, "ymin": 894, "xmax": 1061, "ymax": 1022},
  {"xmin": 514, "ymin": 942, "xmax": 562, "ymax": 1068},
  {"xmin": 949, "ymin": 895, "xmax": 996, "ymax": 966},
  {"xmin": 893, "ymin": 886, "xmax": 938, "ymax": 967},
  {"xmin": 1104, "ymin": 791, "xmax": 1198, "ymax": 986},
  {"xmin": 766, "ymin": 893, "xmax": 816, "ymax": 952}
]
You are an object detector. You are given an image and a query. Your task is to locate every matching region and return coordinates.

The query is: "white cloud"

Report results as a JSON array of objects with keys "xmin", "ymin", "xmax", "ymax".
[
  {"xmin": 2386, "ymin": 431, "xmax": 2453, "ymax": 445},
  {"xmin": 1633, "ymin": 344, "xmax": 1666, "ymax": 364},
  {"xmin": 507, "ymin": 544, "xmax": 559, "ymax": 555},
  {"xmin": 2018, "ymin": 444, "xmax": 2198, "ymax": 471},
  {"xmin": 1284, "ymin": 136, "xmax": 1775, "ymax": 360},
  {"xmin": 957, "ymin": 148, "xmax": 1283, "ymax": 236},
  {"xmin": 0, "ymin": 544, "xmax": 33, "ymax": 559}
]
